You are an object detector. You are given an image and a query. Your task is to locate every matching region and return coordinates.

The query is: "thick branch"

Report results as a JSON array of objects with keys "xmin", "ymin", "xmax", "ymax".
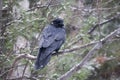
[
  {"xmin": 11, "ymin": 41, "xmax": 98, "ymax": 62},
  {"xmin": 52, "ymin": 41, "xmax": 98, "ymax": 55},
  {"xmin": 7, "ymin": 54, "xmax": 36, "ymax": 78},
  {"xmin": 58, "ymin": 27, "xmax": 120, "ymax": 80}
]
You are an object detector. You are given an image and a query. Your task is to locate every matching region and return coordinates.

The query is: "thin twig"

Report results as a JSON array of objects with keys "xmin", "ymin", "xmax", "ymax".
[
  {"xmin": 96, "ymin": 0, "xmax": 102, "ymax": 40},
  {"xmin": 27, "ymin": 4, "xmax": 60, "ymax": 12},
  {"xmin": 88, "ymin": 13, "xmax": 120, "ymax": 34}
]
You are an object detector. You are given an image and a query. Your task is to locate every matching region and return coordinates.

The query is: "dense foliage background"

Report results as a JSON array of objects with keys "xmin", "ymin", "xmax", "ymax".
[{"xmin": 0, "ymin": 0, "xmax": 120, "ymax": 80}]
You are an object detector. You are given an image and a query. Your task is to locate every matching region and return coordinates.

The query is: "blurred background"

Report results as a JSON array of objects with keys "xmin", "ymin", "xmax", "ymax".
[{"xmin": 0, "ymin": 0, "xmax": 120, "ymax": 80}]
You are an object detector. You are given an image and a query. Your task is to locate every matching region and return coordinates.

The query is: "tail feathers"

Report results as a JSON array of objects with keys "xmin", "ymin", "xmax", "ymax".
[{"xmin": 34, "ymin": 48, "xmax": 52, "ymax": 70}]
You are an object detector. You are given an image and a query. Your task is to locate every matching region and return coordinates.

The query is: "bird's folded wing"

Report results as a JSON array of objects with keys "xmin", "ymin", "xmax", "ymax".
[
  {"xmin": 39, "ymin": 26, "xmax": 66, "ymax": 48},
  {"xmin": 39, "ymin": 25, "xmax": 56, "ymax": 48}
]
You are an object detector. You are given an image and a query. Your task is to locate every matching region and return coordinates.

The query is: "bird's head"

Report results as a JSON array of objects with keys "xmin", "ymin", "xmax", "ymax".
[{"xmin": 51, "ymin": 18, "xmax": 64, "ymax": 27}]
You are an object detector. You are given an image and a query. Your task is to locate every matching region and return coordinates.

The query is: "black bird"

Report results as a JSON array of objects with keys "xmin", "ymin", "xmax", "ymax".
[{"xmin": 35, "ymin": 18, "xmax": 66, "ymax": 69}]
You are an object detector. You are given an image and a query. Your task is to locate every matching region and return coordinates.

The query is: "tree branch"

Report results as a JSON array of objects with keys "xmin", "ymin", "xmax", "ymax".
[
  {"xmin": 52, "ymin": 41, "xmax": 98, "ymax": 56},
  {"xmin": 27, "ymin": 3, "xmax": 61, "ymax": 12},
  {"xmin": 88, "ymin": 13, "xmax": 120, "ymax": 34},
  {"xmin": 7, "ymin": 54, "xmax": 36, "ymax": 78},
  {"xmin": 10, "ymin": 41, "xmax": 98, "ymax": 62},
  {"xmin": 58, "ymin": 27, "xmax": 120, "ymax": 80}
]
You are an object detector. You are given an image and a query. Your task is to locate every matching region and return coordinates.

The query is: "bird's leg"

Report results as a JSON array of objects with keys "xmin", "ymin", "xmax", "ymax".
[{"xmin": 55, "ymin": 49, "xmax": 59, "ymax": 57}]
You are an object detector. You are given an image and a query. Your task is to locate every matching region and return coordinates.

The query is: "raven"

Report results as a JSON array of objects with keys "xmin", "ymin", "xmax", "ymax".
[{"xmin": 35, "ymin": 18, "xmax": 66, "ymax": 69}]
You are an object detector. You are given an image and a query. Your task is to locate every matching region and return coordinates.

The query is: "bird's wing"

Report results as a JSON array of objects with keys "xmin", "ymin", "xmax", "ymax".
[
  {"xmin": 39, "ymin": 25, "xmax": 66, "ymax": 48},
  {"xmin": 39, "ymin": 25, "xmax": 57, "ymax": 48}
]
